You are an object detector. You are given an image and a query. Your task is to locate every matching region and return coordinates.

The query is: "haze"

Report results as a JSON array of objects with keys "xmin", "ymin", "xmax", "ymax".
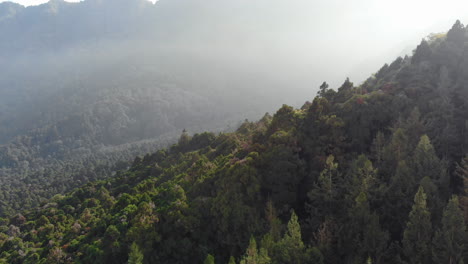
[{"xmin": 1, "ymin": 0, "xmax": 467, "ymax": 95}]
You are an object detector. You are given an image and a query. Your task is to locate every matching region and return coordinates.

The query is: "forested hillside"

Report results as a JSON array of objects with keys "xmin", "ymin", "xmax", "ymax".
[
  {"xmin": 0, "ymin": 0, "xmax": 292, "ymax": 215},
  {"xmin": 1, "ymin": 21, "xmax": 468, "ymax": 264}
]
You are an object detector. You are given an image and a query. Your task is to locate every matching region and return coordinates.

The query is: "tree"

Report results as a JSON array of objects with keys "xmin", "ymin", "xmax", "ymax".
[
  {"xmin": 343, "ymin": 192, "xmax": 388, "ymax": 264},
  {"xmin": 403, "ymin": 186, "xmax": 432, "ymax": 264},
  {"xmin": 455, "ymin": 156, "xmax": 468, "ymax": 221},
  {"xmin": 403, "ymin": 108, "xmax": 424, "ymax": 149},
  {"xmin": 272, "ymin": 211, "xmax": 310, "ymax": 264},
  {"xmin": 432, "ymin": 196, "xmax": 466, "ymax": 264},
  {"xmin": 371, "ymin": 131, "xmax": 385, "ymax": 164},
  {"xmin": 239, "ymin": 236, "xmax": 270, "ymax": 264},
  {"xmin": 338, "ymin": 77, "xmax": 353, "ymax": 92},
  {"xmin": 228, "ymin": 256, "xmax": 237, "ymax": 264},
  {"xmin": 384, "ymin": 161, "xmax": 416, "ymax": 238},
  {"xmin": 412, "ymin": 39, "xmax": 432, "ymax": 64},
  {"xmin": 317, "ymin": 82, "xmax": 329, "ymax": 97},
  {"xmin": 177, "ymin": 129, "xmax": 191, "ymax": 151},
  {"xmin": 413, "ymin": 135, "xmax": 449, "ymax": 200},
  {"xmin": 447, "ymin": 20, "xmax": 466, "ymax": 44},
  {"xmin": 413, "ymin": 135, "xmax": 444, "ymax": 179},
  {"xmin": 128, "ymin": 242, "xmax": 143, "ymax": 264},
  {"xmin": 381, "ymin": 128, "xmax": 409, "ymax": 179},
  {"xmin": 204, "ymin": 254, "xmax": 215, "ymax": 264},
  {"xmin": 307, "ymin": 155, "xmax": 341, "ymax": 229},
  {"xmin": 346, "ymin": 155, "xmax": 378, "ymax": 201}
]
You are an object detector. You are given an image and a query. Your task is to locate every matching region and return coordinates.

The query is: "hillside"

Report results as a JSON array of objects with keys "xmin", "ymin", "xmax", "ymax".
[
  {"xmin": 1, "ymin": 21, "xmax": 468, "ymax": 264},
  {"xmin": 0, "ymin": 0, "xmax": 291, "ymax": 215}
]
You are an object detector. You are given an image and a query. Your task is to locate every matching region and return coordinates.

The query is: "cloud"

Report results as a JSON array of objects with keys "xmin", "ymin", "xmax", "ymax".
[
  {"xmin": 0, "ymin": 0, "xmax": 158, "ymax": 6},
  {"xmin": 0, "ymin": 0, "xmax": 81, "ymax": 6}
]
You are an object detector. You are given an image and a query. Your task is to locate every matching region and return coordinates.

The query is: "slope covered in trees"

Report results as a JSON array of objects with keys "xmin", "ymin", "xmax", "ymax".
[
  {"xmin": 0, "ymin": 0, "xmax": 286, "ymax": 215},
  {"xmin": 2, "ymin": 19, "xmax": 468, "ymax": 264}
]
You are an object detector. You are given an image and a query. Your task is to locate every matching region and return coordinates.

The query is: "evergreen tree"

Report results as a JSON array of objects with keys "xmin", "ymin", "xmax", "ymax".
[
  {"xmin": 204, "ymin": 254, "xmax": 215, "ymax": 264},
  {"xmin": 447, "ymin": 20, "xmax": 466, "ymax": 44},
  {"xmin": 128, "ymin": 242, "xmax": 143, "ymax": 264},
  {"xmin": 272, "ymin": 211, "xmax": 310, "ymax": 264},
  {"xmin": 338, "ymin": 77, "xmax": 353, "ymax": 92},
  {"xmin": 317, "ymin": 82, "xmax": 329, "ymax": 97},
  {"xmin": 177, "ymin": 129, "xmax": 191, "ymax": 151},
  {"xmin": 412, "ymin": 39, "xmax": 432, "ymax": 64},
  {"xmin": 403, "ymin": 186, "xmax": 432, "ymax": 264},
  {"xmin": 382, "ymin": 128, "xmax": 409, "ymax": 179},
  {"xmin": 240, "ymin": 236, "xmax": 270, "ymax": 264},
  {"xmin": 371, "ymin": 131, "xmax": 385, "ymax": 165},
  {"xmin": 344, "ymin": 192, "xmax": 388, "ymax": 264},
  {"xmin": 432, "ymin": 196, "xmax": 466, "ymax": 264},
  {"xmin": 455, "ymin": 156, "xmax": 468, "ymax": 221},
  {"xmin": 413, "ymin": 135, "xmax": 446, "ymax": 183},
  {"xmin": 385, "ymin": 161, "xmax": 416, "ymax": 238},
  {"xmin": 403, "ymin": 108, "xmax": 424, "ymax": 149},
  {"xmin": 307, "ymin": 155, "xmax": 340, "ymax": 224},
  {"xmin": 228, "ymin": 256, "xmax": 237, "ymax": 264},
  {"xmin": 346, "ymin": 155, "xmax": 378, "ymax": 201}
]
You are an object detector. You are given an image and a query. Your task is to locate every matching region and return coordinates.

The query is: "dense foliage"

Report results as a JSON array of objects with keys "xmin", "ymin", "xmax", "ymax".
[{"xmin": 2, "ymin": 20, "xmax": 468, "ymax": 264}]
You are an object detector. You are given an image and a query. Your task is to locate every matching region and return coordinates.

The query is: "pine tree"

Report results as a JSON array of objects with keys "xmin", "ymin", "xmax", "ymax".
[
  {"xmin": 128, "ymin": 242, "xmax": 144, "ymax": 264},
  {"xmin": 344, "ymin": 192, "xmax": 388, "ymax": 264},
  {"xmin": 265, "ymin": 200, "xmax": 281, "ymax": 241},
  {"xmin": 240, "ymin": 236, "xmax": 270, "ymax": 264},
  {"xmin": 272, "ymin": 211, "xmax": 310, "ymax": 264},
  {"xmin": 413, "ymin": 135, "xmax": 449, "ymax": 202},
  {"xmin": 413, "ymin": 135, "xmax": 446, "ymax": 181},
  {"xmin": 204, "ymin": 254, "xmax": 215, "ymax": 264},
  {"xmin": 346, "ymin": 155, "xmax": 378, "ymax": 201},
  {"xmin": 371, "ymin": 131, "xmax": 385, "ymax": 164},
  {"xmin": 317, "ymin": 82, "xmax": 329, "ymax": 97},
  {"xmin": 228, "ymin": 256, "xmax": 237, "ymax": 264},
  {"xmin": 307, "ymin": 155, "xmax": 340, "ymax": 222},
  {"xmin": 403, "ymin": 186, "xmax": 432, "ymax": 264},
  {"xmin": 177, "ymin": 129, "xmax": 191, "ymax": 151},
  {"xmin": 432, "ymin": 196, "xmax": 466, "ymax": 264},
  {"xmin": 382, "ymin": 128, "xmax": 409, "ymax": 179},
  {"xmin": 385, "ymin": 161, "xmax": 417, "ymax": 238},
  {"xmin": 447, "ymin": 20, "xmax": 466, "ymax": 44},
  {"xmin": 403, "ymin": 108, "xmax": 424, "ymax": 148},
  {"xmin": 455, "ymin": 156, "xmax": 468, "ymax": 221},
  {"xmin": 412, "ymin": 39, "xmax": 432, "ymax": 64}
]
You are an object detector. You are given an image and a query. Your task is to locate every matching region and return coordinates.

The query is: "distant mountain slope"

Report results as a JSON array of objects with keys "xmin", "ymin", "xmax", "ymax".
[
  {"xmin": 1, "ymin": 21, "xmax": 468, "ymax": 264},
  {"xmin": 0, "ymin": 0, "xmax": 296, "ymax": 215}
]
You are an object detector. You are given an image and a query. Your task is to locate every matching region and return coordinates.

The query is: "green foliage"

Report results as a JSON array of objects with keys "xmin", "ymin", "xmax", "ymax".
[
  {"xmin": 432, "ymin": 196, "xmax": 466, "ymax": 264},
  {"xmin": 403, "ymin": 186, "xmax": 432, "ymax": 264},
  {"xmin": 239, "ymin": 236, "xmax": 271, "ymax": 264},
  {"xmin": 228, "ymin": 256, "xmax": 237, "ymax": 264},
  {"xmin": 204, "ymin": 254, "xmax": 215, "ymax": 264},
  {"xmin": 269, "ymin": 211, "xmax": 312, "ymax": 264}
]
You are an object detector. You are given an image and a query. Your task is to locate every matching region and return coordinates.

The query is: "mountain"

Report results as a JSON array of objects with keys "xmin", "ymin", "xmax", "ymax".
[
  {"xmin": 1, "ymin": 0, "xmax": 455, "ymax": 216},
  {"xmin": 1, "ymin": 21, "xmax": 468, "ymax": 264},
  {"xmin": 0, "ymin": 0, "xmax": 298, "ymax": 215}
]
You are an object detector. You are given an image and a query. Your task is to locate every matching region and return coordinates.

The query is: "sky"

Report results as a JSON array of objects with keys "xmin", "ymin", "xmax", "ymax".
[
  {"xmin": 0, "ymin": 0, "xmax": 157, "ymax": 5},
  {"xmin": 1, "ymin": 0, "xmax": 468, "ymax": 92},
  {"xmin": 1, "ymin": 0, "xmax": 81, "ymax": 5}
]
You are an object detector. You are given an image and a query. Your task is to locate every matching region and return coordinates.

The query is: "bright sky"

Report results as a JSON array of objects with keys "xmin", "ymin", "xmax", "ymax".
[
  {"xmin": 1, "ymin": 0, "xmax": 80, "ymax": 5},
  {"xmin": 1, "ymin": 0, "xmax": 468, "ymax": 88},
  {"xmin": 0, "ymin": 0, "xmax": 157, "ymax": 5}
]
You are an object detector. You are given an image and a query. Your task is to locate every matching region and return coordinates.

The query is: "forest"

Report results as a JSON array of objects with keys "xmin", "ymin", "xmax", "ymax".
[{"xmin": 1, "ymin": 20, "xmax": 468, "ymax": 264}]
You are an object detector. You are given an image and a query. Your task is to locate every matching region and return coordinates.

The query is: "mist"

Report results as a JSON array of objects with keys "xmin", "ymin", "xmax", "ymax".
[{"xmin": 2, "ymin": 0, "xmax": 467, "ymax": 103}]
